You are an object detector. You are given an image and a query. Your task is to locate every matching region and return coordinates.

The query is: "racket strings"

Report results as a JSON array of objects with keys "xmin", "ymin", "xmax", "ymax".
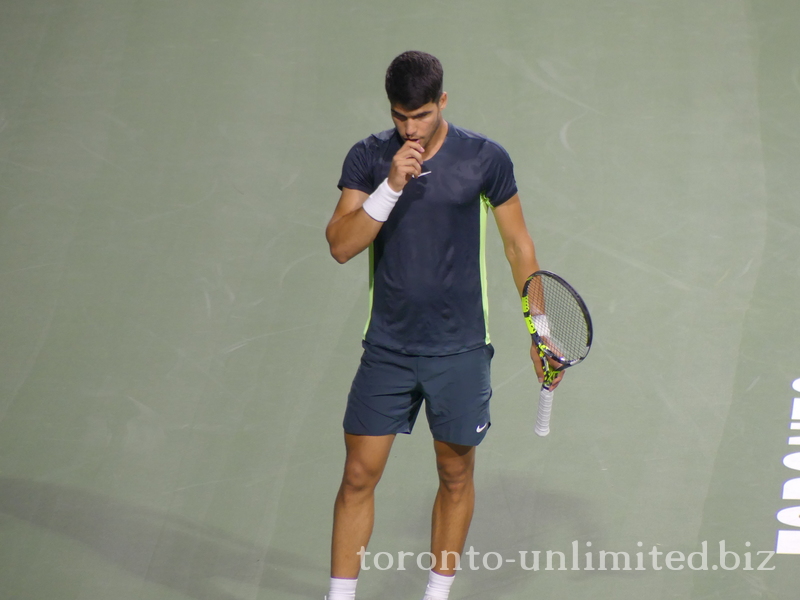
[{"xmin": 526, "ymin": 275, "xmax": 590, "ymax": 363}]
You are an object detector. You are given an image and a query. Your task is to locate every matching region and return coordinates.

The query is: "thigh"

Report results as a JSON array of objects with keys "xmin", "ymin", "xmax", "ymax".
[
  {"xmin": 420, "ymin": 344, "xmax": 494, "ymax": 446},
  {"xmin": 343, "ymin": 342, "xmax": 424, "ymax": 436}
]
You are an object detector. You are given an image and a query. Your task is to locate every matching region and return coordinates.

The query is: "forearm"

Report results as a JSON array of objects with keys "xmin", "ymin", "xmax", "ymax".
[
  {"xmin": 326, "ymin": 207, "xmax": 383, "ymax": 263},
  {"xmin": 327, "ymin": 178, "xmax": 406, "ymax": 263}
]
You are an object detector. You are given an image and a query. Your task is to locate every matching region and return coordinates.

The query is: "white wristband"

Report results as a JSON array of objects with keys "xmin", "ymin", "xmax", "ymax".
[
  {"xmin": 361, "ymin": 178, "xmax": 401, "ymax": 222},
  {"xmin": 533, "ymin": 314, "xmax": 551, "ymax": 337}
]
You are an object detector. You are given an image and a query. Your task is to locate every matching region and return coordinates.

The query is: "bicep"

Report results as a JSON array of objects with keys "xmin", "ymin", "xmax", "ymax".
[
  {"xmin": 493, "ymin": 194, "xmax": 533, "ymax": 249},
  {"xmin": 493, "ymin": 194, "xmax": 538, "ymax": 293},
  {"xmin": 328, "ymin": 187, "xmax": 369, "ymax": 227}
]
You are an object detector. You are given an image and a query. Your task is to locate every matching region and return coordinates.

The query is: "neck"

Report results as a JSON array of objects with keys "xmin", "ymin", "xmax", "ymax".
[{"xmin": 422, "ymin": 120, "xmax": 448, "ymax": 160}]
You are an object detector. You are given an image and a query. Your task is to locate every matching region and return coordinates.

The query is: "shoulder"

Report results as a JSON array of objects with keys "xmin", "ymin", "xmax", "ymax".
[
  {"xmin": 347, "ymin": 128, "xmax": 398, "ymax": 156},
  {"xmin": 339, "ymin": 129, "xmax": 398, "ymax": 193},
  {"xmin": 447, "ymin": 124, "xmax": 513, "ymax": 162},
  {"xmin": 446, "ymin": 125, "xmax": 517, "ymax": 206}
]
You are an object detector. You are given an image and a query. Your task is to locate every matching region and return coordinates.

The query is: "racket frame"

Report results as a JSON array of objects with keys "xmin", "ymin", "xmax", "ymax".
[
  {"xmin": 521, "ymin": 270, "xmax": 593, "ymax": 374},
  {"xmin": 521, "ymin": 270, "xmax": 593, "ymax": 435}
]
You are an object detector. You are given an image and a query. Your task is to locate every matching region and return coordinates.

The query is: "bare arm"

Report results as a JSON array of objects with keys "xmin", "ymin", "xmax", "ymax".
[
  {"xmin": 493, "ymin": 194, "xmax": 539, "ymax": 294},
  {"xmin": 494, "ymin": 194, "xmax": 563, "ymax": 388},
  {"xmin": 326, "ymin": 140, "xmax": 425, "ymax": 264},
  {"xmin": 325, "ymin": 188, "xmax": 381, "ymax": 263}
]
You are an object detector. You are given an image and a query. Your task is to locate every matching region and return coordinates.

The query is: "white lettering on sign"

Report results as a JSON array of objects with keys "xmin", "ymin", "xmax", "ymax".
[{"xmin": 776, "ymin": 379, "xmax": 800, "ymax": 554}]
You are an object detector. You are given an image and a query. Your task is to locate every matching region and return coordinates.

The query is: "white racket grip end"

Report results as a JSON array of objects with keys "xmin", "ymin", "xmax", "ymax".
[{"xmin": 535, "ymin": 387, "xmax": 554, "ymax": 436}]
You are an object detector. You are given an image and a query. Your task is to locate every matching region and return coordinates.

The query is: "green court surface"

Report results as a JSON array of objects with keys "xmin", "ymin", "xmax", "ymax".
[{"xmin": 1, "ymin": 1, "xmax": 800, "ymax": 598}]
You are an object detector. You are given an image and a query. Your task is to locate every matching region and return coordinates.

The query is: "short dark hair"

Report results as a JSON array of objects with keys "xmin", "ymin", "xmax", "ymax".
[{"xmin": 385, "ymin": 51, "xmax": 443, "ymax": 110}]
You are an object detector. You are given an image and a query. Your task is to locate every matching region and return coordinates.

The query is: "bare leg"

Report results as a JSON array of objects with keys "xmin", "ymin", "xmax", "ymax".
[
  {"xmin": 430, "ymin": 440, "xmax": 476, "ymax": 575},
  {"xmin": 331, "ymin": 433, "xmax": 395, "ymax": 578}
]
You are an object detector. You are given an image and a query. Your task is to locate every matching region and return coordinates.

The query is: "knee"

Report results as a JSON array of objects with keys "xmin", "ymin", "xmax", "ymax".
[
  {"xmin": 436, "ymin": 461, "xmax": 474, "ymax": 499},
  {"xmin": 340, "ymin": 459, "xmax": 382, "ymax": 497}
]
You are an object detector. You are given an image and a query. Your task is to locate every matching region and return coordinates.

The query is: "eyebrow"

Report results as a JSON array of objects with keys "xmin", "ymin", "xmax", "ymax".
[{"xmin": 391, "ymin": 109, "xmax": 433, "ymax": 120}]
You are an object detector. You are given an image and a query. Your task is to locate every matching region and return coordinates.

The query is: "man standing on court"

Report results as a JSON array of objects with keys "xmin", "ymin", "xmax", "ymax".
[{"xmin": 325, "ymin": 51, "xmax": 560, "ymax": 600}]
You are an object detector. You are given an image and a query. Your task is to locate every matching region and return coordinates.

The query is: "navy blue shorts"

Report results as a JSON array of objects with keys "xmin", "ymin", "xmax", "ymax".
[{"xmin": 343, "ymin": 342, "xmax": 494, "ymax": 446}]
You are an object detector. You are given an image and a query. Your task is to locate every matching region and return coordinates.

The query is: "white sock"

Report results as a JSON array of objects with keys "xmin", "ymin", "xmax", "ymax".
[
  {"xmin": 327, "ymin": 577, "xmax": 357, "ymax": 600},
  {"xmin": 423, "ymin": 570, "xmax": 455, "ymax": 600}
]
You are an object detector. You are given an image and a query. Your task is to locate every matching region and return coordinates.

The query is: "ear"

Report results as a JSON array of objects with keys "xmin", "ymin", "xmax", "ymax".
[{"xmin": 439, "ymin": 91, "xmax": 448, "ymax": 110}]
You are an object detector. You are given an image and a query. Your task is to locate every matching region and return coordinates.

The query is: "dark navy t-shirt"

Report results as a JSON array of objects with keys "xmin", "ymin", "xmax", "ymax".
[{"xmin": 337, "ymin": 124, "xmax": 518, "ymax": 356}]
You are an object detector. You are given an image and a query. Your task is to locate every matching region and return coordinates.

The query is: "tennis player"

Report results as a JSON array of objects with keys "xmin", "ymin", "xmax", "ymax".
[{"xmin": 325, "ymin": 50, "xmax": 562, "ymax": 600}]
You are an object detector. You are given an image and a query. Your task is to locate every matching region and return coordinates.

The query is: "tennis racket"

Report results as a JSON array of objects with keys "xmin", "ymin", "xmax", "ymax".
[{"xmin": 521, "ymin": 270, "xmax": 593, "ymax": 436}]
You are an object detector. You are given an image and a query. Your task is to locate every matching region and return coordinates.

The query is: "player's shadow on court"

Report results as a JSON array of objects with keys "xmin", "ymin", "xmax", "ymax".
[
  {"xmin": 0, "ymin": 477, "xmax": 318, "ymax": 600},
  {"xmin": 462, "ymin": 471, "xmax": 644, "ymax": 595},
  {"xmin": 376, "ymin": 469, "xmax": 627, "ymax": 598}
]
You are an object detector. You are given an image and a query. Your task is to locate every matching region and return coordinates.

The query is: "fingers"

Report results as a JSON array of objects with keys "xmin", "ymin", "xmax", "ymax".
[
  {"xmin": 405, "ymin": 140, "xmax": 425, "ymax": 154},
  {"xmin": 397, "ymin": 142, "xmax": 424, "ymax": 176},
  {"xmin": 548, "ymin": 370, "xmax": 565, "ymax": 390},
  {"xmin": 545, "ymin": 359, "xmax": 565, "ymax": 389},
  {"xmin": 530, "ymin": 344, "xmax": 566, "ymax": 389},
  {"xmin": 388, "ymin": 141, "xmax": 425, "ymax": 191},
  {"xmin": 530, "ymin": 345, "xmax": 545, "ymax": 383}
]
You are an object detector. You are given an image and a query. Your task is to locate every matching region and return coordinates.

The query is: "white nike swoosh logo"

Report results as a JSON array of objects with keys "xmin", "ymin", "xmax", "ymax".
[{"xmin": 476, "ymin": 423, "xmax": 489, "ymax": 433}]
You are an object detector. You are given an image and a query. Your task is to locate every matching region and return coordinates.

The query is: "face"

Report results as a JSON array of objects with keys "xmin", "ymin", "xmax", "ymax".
[{"xmin": 390, "ymin": 92, "xmax": 448, "ymax": 149}]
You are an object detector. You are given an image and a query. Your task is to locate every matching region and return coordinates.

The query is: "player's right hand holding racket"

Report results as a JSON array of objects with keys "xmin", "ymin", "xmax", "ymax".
[{"xmin": 521, "ymin": 270, "xmax": 593, "ymax": 436}]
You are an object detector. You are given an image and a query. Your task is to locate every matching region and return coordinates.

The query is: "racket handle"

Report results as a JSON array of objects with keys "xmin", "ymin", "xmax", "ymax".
[{"xmin": 535, "ymin": 387, "xmax": 554, "ymax": 436}]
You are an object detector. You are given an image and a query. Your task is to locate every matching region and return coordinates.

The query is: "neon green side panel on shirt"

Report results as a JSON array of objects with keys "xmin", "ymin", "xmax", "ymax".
[
  {"xmin": 363, "ymin": 244, "xmax": 375, "ymax": 338},
  {"xmin": 480, "ymin": 192, "xmax": 492, "ymax": 345}
]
